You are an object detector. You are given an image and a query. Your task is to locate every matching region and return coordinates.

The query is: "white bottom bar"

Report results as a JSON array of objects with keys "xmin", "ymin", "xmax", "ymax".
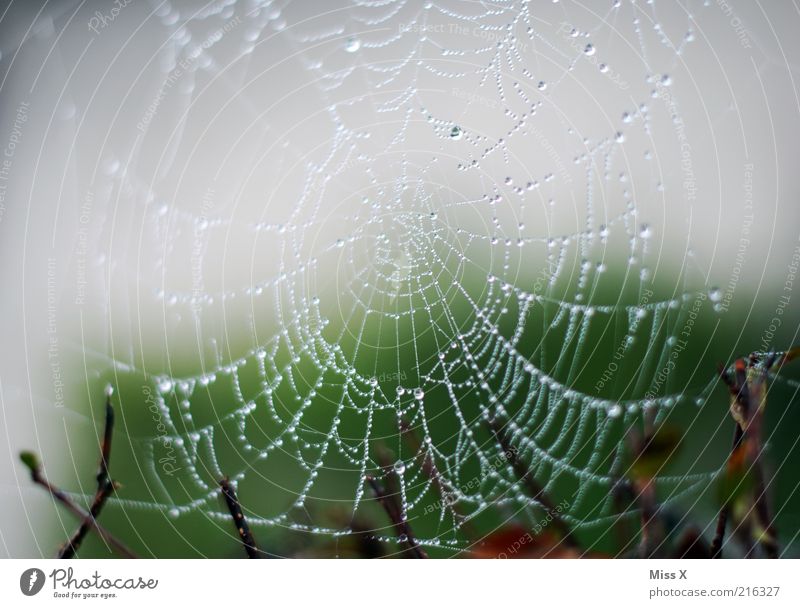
[{"xmin": 3, "ymin": 559, "xmax": 798, "ymax": 606}]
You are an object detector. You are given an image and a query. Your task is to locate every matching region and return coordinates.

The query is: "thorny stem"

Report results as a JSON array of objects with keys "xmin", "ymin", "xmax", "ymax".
[
  {"xmin": 486, "ymin": 418, "xmax": 578, "ymax": 549},
  {"xmin": 366, "ymin": 475, "xmax": 428, "ymax": 558},
  {"xmin": 220, "ymin": 477, "xmax": 261, "ymax": 559},
  {"xmin": 59, "ymin": 396, "xmax": 117, "ymax": 559},
  {"xmin": 20, "ymin": 453, "xmax": 137, "ymax": 558}
]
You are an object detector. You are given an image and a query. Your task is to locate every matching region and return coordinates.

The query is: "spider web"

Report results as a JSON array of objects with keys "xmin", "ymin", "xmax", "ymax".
[{"xmin": 76, "ymin": 0, "xmax": 736, "ymax": 555}]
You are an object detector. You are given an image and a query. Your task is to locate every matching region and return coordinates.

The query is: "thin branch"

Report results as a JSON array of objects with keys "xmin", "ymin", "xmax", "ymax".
[
  {"xmin": 220, "ymin": 477, "xmax": 260, "ymax": 558},
  {"xmin": 625, "ymin": 412, "xmax": 671, "ymax": 559},
  {"xmin": 710, "ymin": 422, "xmax": 744, "ymax": 558},
  {"xmin": 748, "ymin": 354, "xmax": 779, "ymax": 558},
  {"xmin": 399, "ymin": 421, "xmax": 477, "ymax": 539},
  {"xmin": 673, "ymin": 526, "xmax": 710, "ymax": 559},
  {"xmin": 485, "ymin": 419, "xmax": 578, "ymax": 548},
  {"xmin": 366, "ymin": 475, "xmax": 428, "ymax": 558},
  {"xmin": 20, "ymin": 451, "xmax": 137, "ymax": 558},
  {"xmin": 611, "ymin": 478, "xmax": 636, "ymax": 556},
  {"xmin": 716, "ymin": 357, "xmax": 779, "ymax": 558},
  {"xmin": 59, "ymin": 394, "xmax": 117, "ymax": 558},
  {"xmin": 637, "ymin": 477, "xmax": 658, "ymax": 558}
]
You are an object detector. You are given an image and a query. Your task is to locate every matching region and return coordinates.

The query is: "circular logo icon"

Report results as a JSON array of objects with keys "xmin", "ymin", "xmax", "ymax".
[{"xmin": 20, "ymin": 568, "xmax": 45, "ymax": 596}]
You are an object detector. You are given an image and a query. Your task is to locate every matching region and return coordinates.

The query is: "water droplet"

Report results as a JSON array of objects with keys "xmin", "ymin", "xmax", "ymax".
[
  {"xmin": 414, "ymin": 388, "xmax": 425, "ymax": 400},
  {"xmin": 708, "ymin": 287, "xmax": 722, "ymax": 302},
  {"xmin": 344, "ymin": 37, "xmax": 361, "ymax": 53},
  {"xmin": 584, "ymin": 43, "xmax": 596, "ymax": 56},
  {"xmin": 449, "ymin": 125, "xmax": 463, "ymax": 140},
  {"xmin": 102, "ymin": 158, "xmax": 120, "ymax": 176},
  {"xmin": 393, "ymin": 460, "xmax": 406, "ymax": 475}
]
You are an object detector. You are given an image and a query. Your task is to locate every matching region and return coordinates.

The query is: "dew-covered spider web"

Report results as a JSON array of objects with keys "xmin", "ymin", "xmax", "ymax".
[{"xmin": 61, "ymin": 0, "xmax": 762, "ymax": 555}]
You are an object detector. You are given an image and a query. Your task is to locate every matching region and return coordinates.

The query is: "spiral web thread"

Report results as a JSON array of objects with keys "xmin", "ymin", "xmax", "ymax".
[{"xmin": 77, "ymin": 0, "xmax": 750, "ymax": 553}]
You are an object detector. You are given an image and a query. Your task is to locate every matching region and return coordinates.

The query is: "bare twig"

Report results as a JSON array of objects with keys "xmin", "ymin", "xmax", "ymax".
[
  {"xmin": 485, "ymin": 419, "xmax": 578, "ymax": 548},
  {"xmin": 220, "ymin": 477, "xmax": 260, "ymax": 558},
  {"xmin": 626, "ymin": 413, "xmax": 673, "ymax": 559},
  {"xmin": 59, "ymin": 394, "xmax": 117, "ymax": 558},
  {"xmin": 748, "ymin": 355, "xmax": 779, "ymax": 558},
  {"xmin": 611, "ymin": 478, "xmax": 636, "ymax": 556},
  {"xmin": 366, "ymin": 475, "xmax": 428, "ymax": 558},
  {"xmin": 710, "ymin": 422, "xmax": 744, "ymax": 558},
  {"xmin": 637, "ymin": 477, "xmax": 659, "ymax": 558},
  {"xmin": 674, "ymin": 526, "xmax": 710, "ymax": 559},
  {"xmin": 400, "ymin": 421, "xmax": 466, "ymax": 520},
  {"xmin": 399, "ymin": 422, "xmax": 480, "ymax": 542},
  {"xmin": 715, "ymin": 356, "xmax": 779, "ymax": 558},
  {"xmin": 20, "ymin": 451, "xmax": 137, "ymax": 558}
]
